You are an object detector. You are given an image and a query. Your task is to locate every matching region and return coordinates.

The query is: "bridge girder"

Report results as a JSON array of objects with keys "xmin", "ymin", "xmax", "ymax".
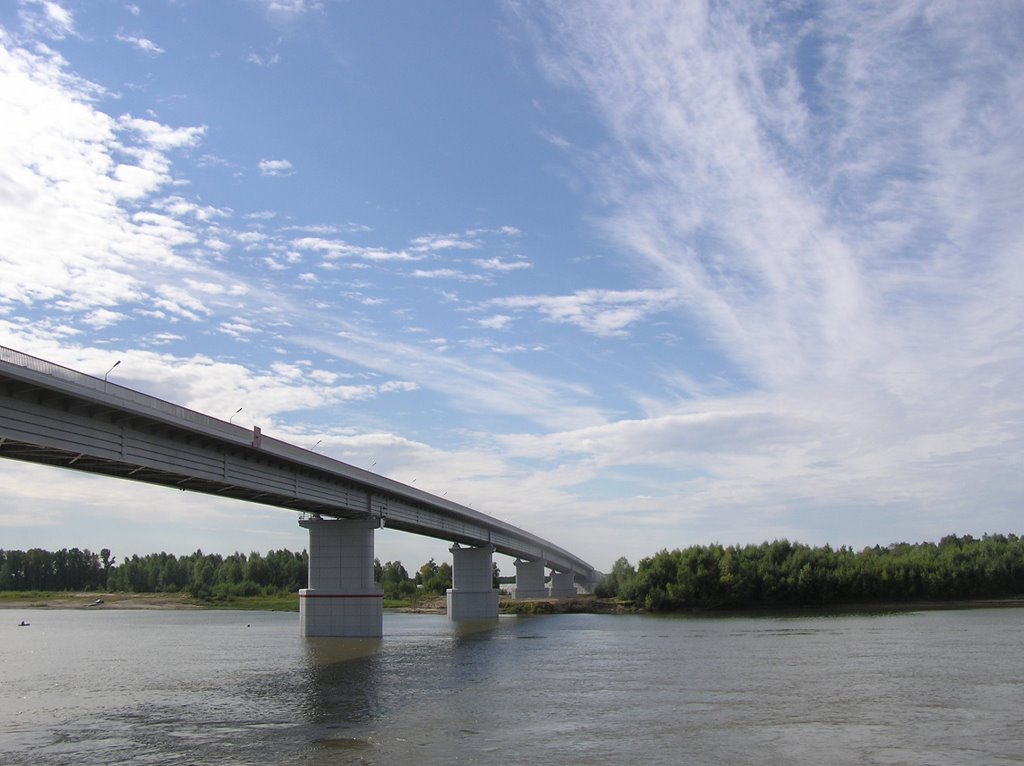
[{"xmin": 0, "ymin": 346, "xmax": 597, "ymax": 581}]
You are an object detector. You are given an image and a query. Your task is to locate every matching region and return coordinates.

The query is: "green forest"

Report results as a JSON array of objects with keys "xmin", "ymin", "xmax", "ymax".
[
  {"xmin": 4, "ymin": 533, "xmax": 1023, "ymax": 612},
  {"xmin": 596, "ymin": 534, "xmax": 1024, "ymax": 611},
  {"xmin": 0, "ymin": 547, "xmax": 463, "ymax": 601}
]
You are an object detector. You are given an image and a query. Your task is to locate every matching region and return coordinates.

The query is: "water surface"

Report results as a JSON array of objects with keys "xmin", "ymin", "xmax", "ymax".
[{"xmin": 2, "ymin": 608, "xmax": 1021, "ymax": 764}]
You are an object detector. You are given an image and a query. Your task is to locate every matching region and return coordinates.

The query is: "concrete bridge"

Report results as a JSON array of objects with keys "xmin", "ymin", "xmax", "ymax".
[{"xmin": 0, "ymin": 345, "xmax": 598, "ymax": 636}]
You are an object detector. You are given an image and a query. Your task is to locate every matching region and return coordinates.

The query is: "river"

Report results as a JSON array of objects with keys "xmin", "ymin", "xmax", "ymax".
[{"xmin": 1, "ymin": 607, "xmax": 1021, "ymax": 765}]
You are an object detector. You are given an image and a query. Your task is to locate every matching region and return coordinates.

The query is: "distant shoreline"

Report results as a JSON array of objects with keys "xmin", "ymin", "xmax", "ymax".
[
  {"xmin": 3, "ymin": 591, "xmax": 1024, "ymax": 615},
  {"xmin": 0, "ymin": 592, "xmax": 207, "ymax": 610}
]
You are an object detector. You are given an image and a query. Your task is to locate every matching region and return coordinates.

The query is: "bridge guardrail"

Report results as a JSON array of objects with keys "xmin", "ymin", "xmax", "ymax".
[{"xmin": 0, "ymin": 345, "xmax": 217, "ymax": 431}]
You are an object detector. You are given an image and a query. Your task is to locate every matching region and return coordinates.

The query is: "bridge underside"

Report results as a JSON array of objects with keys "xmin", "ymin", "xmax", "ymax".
[{"xmin": 0, "ymin": 436, "xmax": 363, "ymax": 517}]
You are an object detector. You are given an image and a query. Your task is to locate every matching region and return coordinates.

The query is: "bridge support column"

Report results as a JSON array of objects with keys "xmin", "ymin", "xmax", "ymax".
[
  {"xmin": 513, "ymin": 558, "xmax": 548, "ymax": 599},
  {"xmin": 548, "ymin": 570, "xmax": 577, "ymax": 598},
  {"xmin": 299, "ymin": 517, "xmax": 383, "ymax": 637},
  {"xmin": 446, "ymin": 544, "xmax": 499, "ymax": 620}
]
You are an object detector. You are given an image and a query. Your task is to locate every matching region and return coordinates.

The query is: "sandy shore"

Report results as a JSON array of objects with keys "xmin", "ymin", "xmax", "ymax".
[{"xmin": 0, "ymin": 592, "xmax": 204, "ymax": 609}]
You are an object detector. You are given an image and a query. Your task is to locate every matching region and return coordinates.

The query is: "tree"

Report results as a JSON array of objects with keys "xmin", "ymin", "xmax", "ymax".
[
  {"xmin": 189, "ymin": 556, "xmax": 217, "ymax": 599},
  {"xmin": 379, "ymin": 560, "xmax": 415, "ymax": 599},
  {"xmin": 596, "ymin": 557, "xmax": 636, "ymax": 599},
  {"xmin": 416, "ymin": 558, "xmax": 452, "ymax": 596}
]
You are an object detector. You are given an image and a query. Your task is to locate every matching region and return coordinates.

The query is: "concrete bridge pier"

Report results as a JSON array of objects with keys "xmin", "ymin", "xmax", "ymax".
[
  {"xmin": 446, "ymin": 543, "xmax": 499, "ymax": 620},
  {"xmin": 548, "ymin": 570, "xmax": 577, "ymax": 598},
  {"xmin": 299, "ymin": 517, "xmax": 383, "ymax": 637},
  {"xmin": 513, "ymin": 558, "xmax": 548, "ymax": 599}
]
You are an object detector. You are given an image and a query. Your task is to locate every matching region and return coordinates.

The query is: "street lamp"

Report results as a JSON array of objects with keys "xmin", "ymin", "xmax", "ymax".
[
  {"xmin": 103, "ymin": 360, "xmax": 121, "ymax": 381},
  {"xmin": 229, "ymin": 407, "xmax": 242, "ymax": 424}
]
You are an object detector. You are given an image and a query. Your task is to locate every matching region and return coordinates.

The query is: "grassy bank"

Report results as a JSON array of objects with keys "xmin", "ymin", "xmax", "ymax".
[
  {"xmin": 0, "ymin": 590, "xmax": 432, "ymax": 612},
  {"xmin": 0, "ymin": 591, "xmax": 200, "ymax": 609},
  {"xmin": 0, "ymin": 590, "xmax": 304, "ymax": 611}
]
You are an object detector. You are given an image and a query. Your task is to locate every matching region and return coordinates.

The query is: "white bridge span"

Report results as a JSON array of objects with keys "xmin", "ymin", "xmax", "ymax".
[{"xmin": 0, "ymin": 346, "xmax": 598, "ymax": 635}]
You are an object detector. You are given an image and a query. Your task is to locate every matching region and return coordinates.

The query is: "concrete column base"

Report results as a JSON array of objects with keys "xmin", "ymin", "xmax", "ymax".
[
  {"xmin": 514, "ymin": 558, "xmax": 548, "ymax": 599},
  {"xmin": 299, "ymin": 591, "xmax": 383, "ymax": 637},
  {"xmin": 299, "ymin": 516, "xmax": 383, "ymax": 637},
  {"xmin": 548, "ymin": 570, "xmax": 577, "ymax": 598},
  {"xmin": 446, "ymin": 588, "xmax": 500, "ymax": 620},
  {"xmin": 447, "ymin": 543, "xmax": 499, "ymax": 620}
]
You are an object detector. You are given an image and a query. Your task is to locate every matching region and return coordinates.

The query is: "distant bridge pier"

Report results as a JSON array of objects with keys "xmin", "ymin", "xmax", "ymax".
[
  {"xmin": 446, "ymin": 543, "xmax": 499, "ymax": 620},
  {"xmin": 548, "ymin": 570, "xmax": 577, "ymax": 598},
  {"xmin": 513, "ymin": 558, "xmax": 548, "ymax": 599},
  {"xmin": 299, "ymin": 517, "xmax": 383, "ymax": 637}
]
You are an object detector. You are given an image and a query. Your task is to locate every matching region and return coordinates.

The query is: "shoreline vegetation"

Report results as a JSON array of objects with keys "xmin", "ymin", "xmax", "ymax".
[
  {"xmin": 3, "ymin": 533, "xmax": 1023, "ymax": 616},
  {"xmin": 596, "ymin": 534, "xmax": 1024, "ymax": 612}
]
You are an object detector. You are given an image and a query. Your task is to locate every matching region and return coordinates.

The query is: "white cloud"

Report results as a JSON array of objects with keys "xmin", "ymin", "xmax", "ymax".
[
  {"xmin": 260, "ymin": 0, "xmax": 322, "ymax": 17},
  {"xmin": 379, "ymin": 380, "xmax": 419, "ymax": 393},
  {"xmin": 219, "ymin": 320, "xmax": 259, "ymax": 339},
  {"xmin": 19, "ymin": 1, "xmax": 75, "ymax": 40},
  {"xmin": 474, "ymin": 256, "xmax": 532, "ymax": 272},
  {"xmin": 308, "ymin": 369, "xmax": 337, "ymax": 385},
  {"xmin": 302, "ymin": 331, "xmax": 605, "ymax": 432},
  {"xmin": 156, "ymin": 196, "xmax": 228, "ymax": 221},
  {"xmin": 246, "ymin": 51, "xmax": 281, "ymax": 67},
  {"xmin": 409, "ymin": 233, "xmax": 479, "ymax": 252},
  {"xmin": 153, "ymin": 284, "xmax": 212, "ymax": 321},
  {"xmin": 0, "ymin": 36, "xmax": 210, "ymax": 315},
  {"xmin": 119, "ymin": 115, "xmax": 205, "ymax": 150},
  {"xmin": 258, "ymin": 158, "xmax": 294, "ymax": 176},
  {"xmin": 81, "ymin": 308, "xmax": 127, "ymax": 328},
  {"xmin": 491, "ymin": 288, "xmax": 681, "ymax": 337},
  {"xmin": 477, "ymin": 314, "xmax": 512, "ymax": 330},
  {"xmin": 517, "ymin": 1, "xmax": 1024, "ymax": 548},
  {"xmin": 292, "ymin": 236, "xmax": 421, "ymax": 262},
  {"xmin": 148, "ymin": 331, "xmax": 183, "ymax": 345},
  {"xmin": 411, "ymin": 269, "xmax": 486, "ymax": 282},
  {"xmin": 115, "ymin": 34, "xmax": 164, "ymax": 54}
]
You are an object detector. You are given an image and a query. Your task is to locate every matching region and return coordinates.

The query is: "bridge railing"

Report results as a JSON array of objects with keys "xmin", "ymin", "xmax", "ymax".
[{"xmin": 1, "ymin": 345, "xmax": 228, "ymax": 433}]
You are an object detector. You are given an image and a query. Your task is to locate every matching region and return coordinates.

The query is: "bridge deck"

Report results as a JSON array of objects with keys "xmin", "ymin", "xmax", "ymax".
[{"xmin": 0, "ymin": 346, "xmax": 596, "ymax": 581}]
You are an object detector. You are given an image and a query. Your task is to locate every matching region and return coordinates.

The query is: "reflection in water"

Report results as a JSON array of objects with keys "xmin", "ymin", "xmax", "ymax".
[
  {"xmin": 295, "ymin": 619, "xmax": 509, "ymax": 760},
  {"xmin": 299, "ymin": 637, "xmax": 383, "ymax": 724},
  {"xmin": 449, "ymin": 618, "xmax": 503, "ymax": 638}
]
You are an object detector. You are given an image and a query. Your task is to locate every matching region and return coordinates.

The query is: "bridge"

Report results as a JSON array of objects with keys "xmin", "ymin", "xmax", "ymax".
[{"xmin": 0, "ymin": 345, "xmax": 598, "ymax": 636}]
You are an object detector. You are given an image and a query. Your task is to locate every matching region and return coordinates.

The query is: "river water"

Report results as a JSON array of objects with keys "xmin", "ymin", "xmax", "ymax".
[{"xmin": 1, "ymin": 607, "xmax": 1021, "ymax": 765}]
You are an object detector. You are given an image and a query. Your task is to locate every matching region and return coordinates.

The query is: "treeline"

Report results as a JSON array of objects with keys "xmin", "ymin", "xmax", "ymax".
[
  {"xmin": 0, "ymin": 548, "xmax": 308, "ymax": 599},
  {"xmin": 376, "ymin": 558, "xmax": 504, "ymax": 599},
  {"xmin": 598, "ymin": 534, "xmax": 1024, "ymax": 611},
  {"xmin": 0, "ymin": 547, "xmax": 465, "ymax": 601},
  {"xmin": 376, "ymin": 558, "xmax": 454, "ymax": 600},
  {"xmin": 113, "ymin": 550, "xmax": 308, "ymax": 599},
  {"xmin": 0, "ymin": 547, "xmax": 112, "ymax": 592}
]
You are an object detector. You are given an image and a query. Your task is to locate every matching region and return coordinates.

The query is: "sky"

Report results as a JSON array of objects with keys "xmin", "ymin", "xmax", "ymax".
[{"xmin": 1, "ymin": 0, "xmax": 1022, "ymax": 575}]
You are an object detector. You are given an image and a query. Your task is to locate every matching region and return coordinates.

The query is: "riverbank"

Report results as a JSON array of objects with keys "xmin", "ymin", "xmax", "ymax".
[
  {"xmin": 3, "ymin": 590, "xmax": 1023, "ymax": 615},
  {"xmin": 0, "ymin": 591, "xmax": 280, "ymax": 610},
  {"xmin": 0, "ymin": 591, "xmax": 446, "ymax": 612}
]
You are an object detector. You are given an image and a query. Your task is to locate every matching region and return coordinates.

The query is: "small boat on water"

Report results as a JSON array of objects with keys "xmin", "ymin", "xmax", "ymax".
[{"xmin": 18, "ymin": 621, "xmax": 29, "ymax": 627}]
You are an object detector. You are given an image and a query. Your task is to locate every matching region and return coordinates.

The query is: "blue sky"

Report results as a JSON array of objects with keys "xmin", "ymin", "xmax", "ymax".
[{"xmin": 1, "ymin": 0, "xmax": 1022, "ymax": 575}]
